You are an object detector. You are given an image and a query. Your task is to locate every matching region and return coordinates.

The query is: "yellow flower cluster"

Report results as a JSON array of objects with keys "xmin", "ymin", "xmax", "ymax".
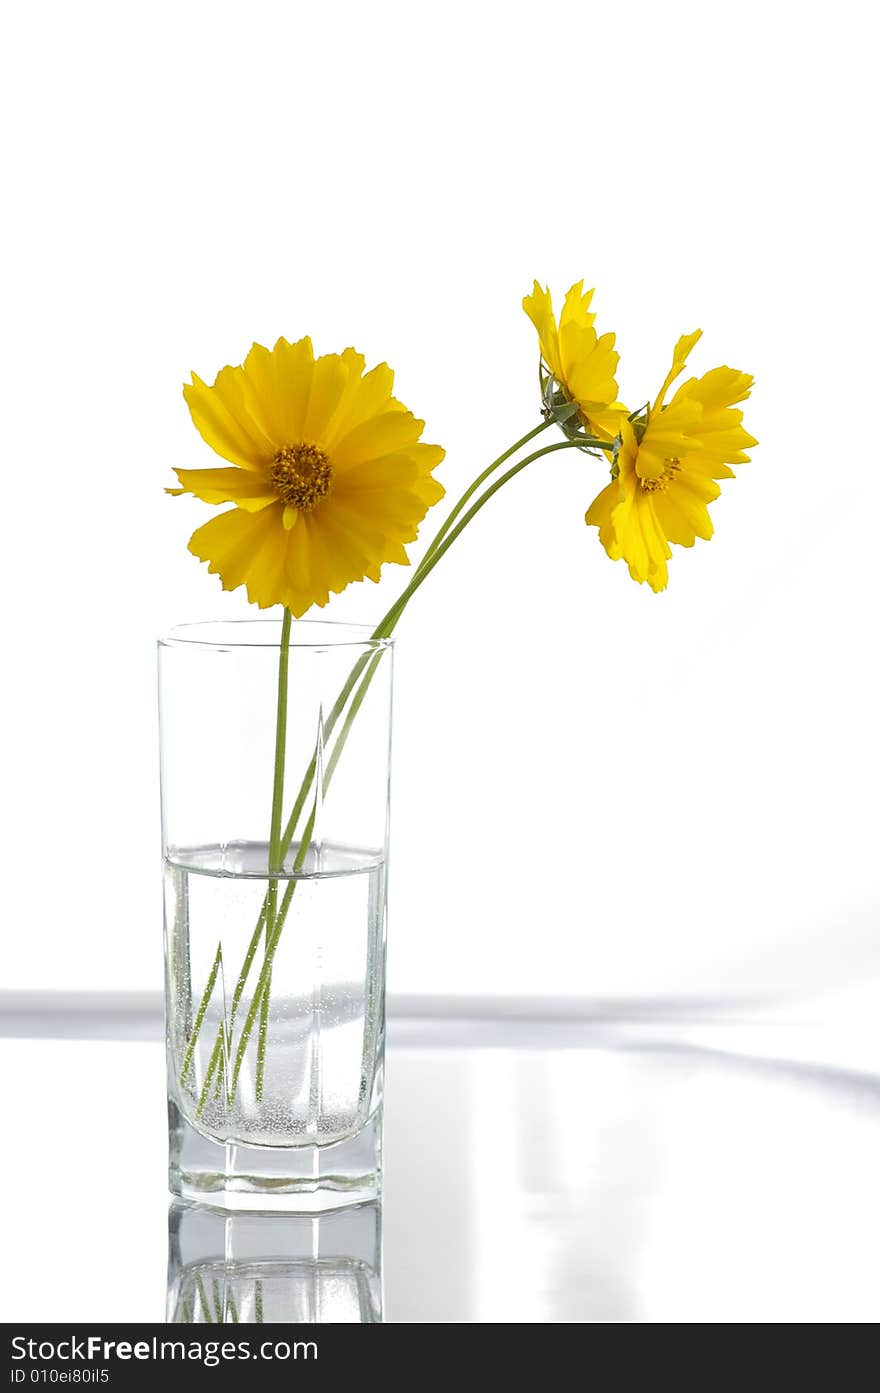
[
  {"xmin": 170, "ymin": 287, "xmax": 755, "ymax": 611},
  {"xmin": 525, "ymin": 282, "xmax": 756, "ymax": 592}
]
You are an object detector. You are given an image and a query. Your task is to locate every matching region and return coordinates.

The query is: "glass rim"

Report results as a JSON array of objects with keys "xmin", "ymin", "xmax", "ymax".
[{"xmin": 158, "ymin": 618, "xmax": 394, "ymax": 652}]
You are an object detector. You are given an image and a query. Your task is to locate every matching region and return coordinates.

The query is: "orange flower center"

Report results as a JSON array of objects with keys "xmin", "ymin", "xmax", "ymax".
[
  {"xmin": 270, "ymin": 443, "xmax": 333, "ymax": 512},
  {"xmin": 640, "ymin": 457, "xmax": 681, "ymax": 493}
]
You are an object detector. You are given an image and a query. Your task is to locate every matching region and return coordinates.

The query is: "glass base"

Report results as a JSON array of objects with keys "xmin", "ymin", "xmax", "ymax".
[{"xmin": 168, "ymin": 1100, "xmax": 382, "ymax": 1213}]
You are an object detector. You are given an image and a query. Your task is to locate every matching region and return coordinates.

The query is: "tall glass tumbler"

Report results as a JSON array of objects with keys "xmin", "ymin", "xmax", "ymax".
[{"xmin": 159, "ymin": 619, "xmax": 393, "ymax": 1210}]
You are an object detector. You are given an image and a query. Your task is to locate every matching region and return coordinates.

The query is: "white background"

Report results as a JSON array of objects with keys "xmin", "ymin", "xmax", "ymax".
[{"xmin": 1, "ymin": 0, "xmax": 877, "ymax": 1004}]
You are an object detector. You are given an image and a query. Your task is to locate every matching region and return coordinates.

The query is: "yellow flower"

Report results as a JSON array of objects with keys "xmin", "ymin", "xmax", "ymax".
[
  {"xmin": 585, "ymin": 331, "xmax": 756, "ymax": 592},
  {"xmin": 522, "ymin": 280, "xmax": 627, "ymax": 439},
  {"xmin": 169, "ymin": 337, "xmax": 445, "ymax": 616}
]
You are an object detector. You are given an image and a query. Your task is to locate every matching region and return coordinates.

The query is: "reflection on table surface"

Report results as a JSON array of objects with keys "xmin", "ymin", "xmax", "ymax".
[
  {"xmin": 2, "ymin": 1007, "xmax": 880, "ymax": 1322},
  {"xmin": 168, "ymin": 1201, "xmax": 382, "ymax": 1323}
]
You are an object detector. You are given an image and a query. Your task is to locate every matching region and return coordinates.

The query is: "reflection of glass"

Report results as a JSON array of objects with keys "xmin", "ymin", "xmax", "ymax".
[{"xmin": 167, "ymin": 1200, "xmax": 382, "ymax": 1323}]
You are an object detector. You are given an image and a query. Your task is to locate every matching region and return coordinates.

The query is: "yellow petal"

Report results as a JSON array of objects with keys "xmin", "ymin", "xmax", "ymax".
[
  {"xmin": 646, "ymin": 559, "xmax": 669, "ymax": 593},
  {"xmin": 522, "ymin": 281, "xmax": 563, "ymax": 381},
  {"xmin": 653, "ymin": 329, "xmax": 703, "ymax": 412},
  {"xmin": 332, "ymin": 410, "xmax": 426, "ymax": 471},
  {"xmin": 275, "ymin": 336, "xmax": 317, "ymax": 439},
  {"xmin": 285, "ymin": 514, "xmax": 330, "ymax": 612},
  {"xmin": 671, "ymin": 368, "xmax": 758, "ymax": 469},
  {"xmin": 680, "ymin": 455, "xmax": 737, "ymax": 480},
  {"xmin": 608, "ymin": 470, "xmax": 671, "ymax": 590},
  {"xmin": 309, "ymin": 503, "xmax": 380, "ymax": 580},
  {"xmin": 585, "ymin": 478, "xmax": 623, "ymax": 561},
  {"xmin": 335, "ymin": 454, "xmax": 420, "ymax": 493},
  {"xmin": 682, "ymin": 365, "xmax": 753, "ymax": 411},
  {"xmin": 170, "ymin": 466, "xmax": 276, "ymax": 511},
  {"xmin": 240, "ymin": 337, "xmax": 314, "ymax": 444},
  {"xmin": 651, "ymin": 468, "xmax": 719, "ymax": 547},
  {"xmin": 403, "ymin": 441, "xmax": 446, "ymax": 472},
  {"xmin": 558, "ymin": 281, "xmax": 596, "ymax": 333},
  {"xmin": 183, "ymin": 369, "xmax": 274, "ymax": 470},
  {"xmin": 380, "ymin": 539, "xmax": 410, "ymax": 566},
  {"xmin": 323, "ymin": 361, "xmax": 398, "ymax": 447},
  {"xmin": 651, "ymin": 491, "xmax": 697, "ymax": 547},
  {"xmin": 187, "ymin": 504, "xmax": 287, "ymax": 608},
  {"xmin": 318, "ymin": 349, "xmax": 364, "ymax": 445},
  {"xmin": 330, "ymin": 486, "xmax": 421, "ymax": 548},
  {"xmin": 302, "ymin": 352, "xmax": 350, "ymax": 442},
  {"xmin": 561, "ymin": 328, "xmax": 619, "ymax": 427},
  {"xmin": 409, "ymin": 472, "xmax": 446, "ymax": 507},
  {"xmin": 637, "ymin": 395, "xmax": 702, "ymax": 479},
  {"xmin": 584, "ymin": 403, "xmax": 629, "ymax": 442}
]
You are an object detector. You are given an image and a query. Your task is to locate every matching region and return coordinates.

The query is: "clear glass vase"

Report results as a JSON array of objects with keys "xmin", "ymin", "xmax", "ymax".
[{"xmin": 159, "ymin": 619, "xmax": 393, "ymax": 1211}]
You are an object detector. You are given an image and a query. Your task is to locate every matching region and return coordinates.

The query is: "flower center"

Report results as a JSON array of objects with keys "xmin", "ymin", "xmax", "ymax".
[
  {"xmin": 640, "ymin": 457, "xmax": 681, "ymax": 493},
  {"xmin": 269, "ymin": 443, "xmax": 333, "ymax": 511}
]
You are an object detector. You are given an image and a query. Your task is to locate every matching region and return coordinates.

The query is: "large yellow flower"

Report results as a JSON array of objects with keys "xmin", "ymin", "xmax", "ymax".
[
  {"xmin": 585, "ymin": 331, "xmax": 756, "ymax": 591},
  {"xmin": 522, "ymin": 280, "xmax": 627, "ymax": 439},
  {"xmin": 169, "ymin": 337, "xmax": 445, "ymax": 616}
]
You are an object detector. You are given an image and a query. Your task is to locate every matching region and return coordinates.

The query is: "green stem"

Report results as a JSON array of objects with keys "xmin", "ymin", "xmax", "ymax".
[
  {"xmin": 186, "ymin": 906, "xmax": 267, "ymax": 1105},
  {"xmin": 229, "ymin": 852, "xmax": 302, "ymax": 1094},
  {"xmin": 197, "ymin": 1033, "xmax": 222, "ymax": 1112},
  {"xmin": 268, "ymin": 609, "xmax": 293, "ymax": 876},
  {"xmin": 179, "ymin": 941, "xmax": 222, "ymax": 1084},
  {"xmin": 418, "ymin": 419, "xmax": 552, "ymax": 568},
  {"xmin": 193, "ymin": 897, "xmax": 273, "ymax": 1114},
  {"xmin": 257, "ymin": 608, "xmax": 292, "ymax": 1100},
  {"xmin": 374, "ymin": 437, "xmax": 593, "ymax": 632},
  {"xmin": 322, "ymin": 650, "xmax": 385, "ymax": 788},
  {"xmin": 195, "ymin": 1275, "xmax": 212, "ymax": 1323},
  {"xmin": 277, "ymin": 686, "xmax": 359, "ymax": 862},
  {"xmin": 255, "ymin": 982, "xmax": 271, "ymax": 1098}
]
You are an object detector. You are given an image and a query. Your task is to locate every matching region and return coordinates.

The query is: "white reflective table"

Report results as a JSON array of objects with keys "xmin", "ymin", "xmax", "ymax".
[{"xmin": 2, "ymin": 996, "xmax": 879, "ymax": 1323}]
